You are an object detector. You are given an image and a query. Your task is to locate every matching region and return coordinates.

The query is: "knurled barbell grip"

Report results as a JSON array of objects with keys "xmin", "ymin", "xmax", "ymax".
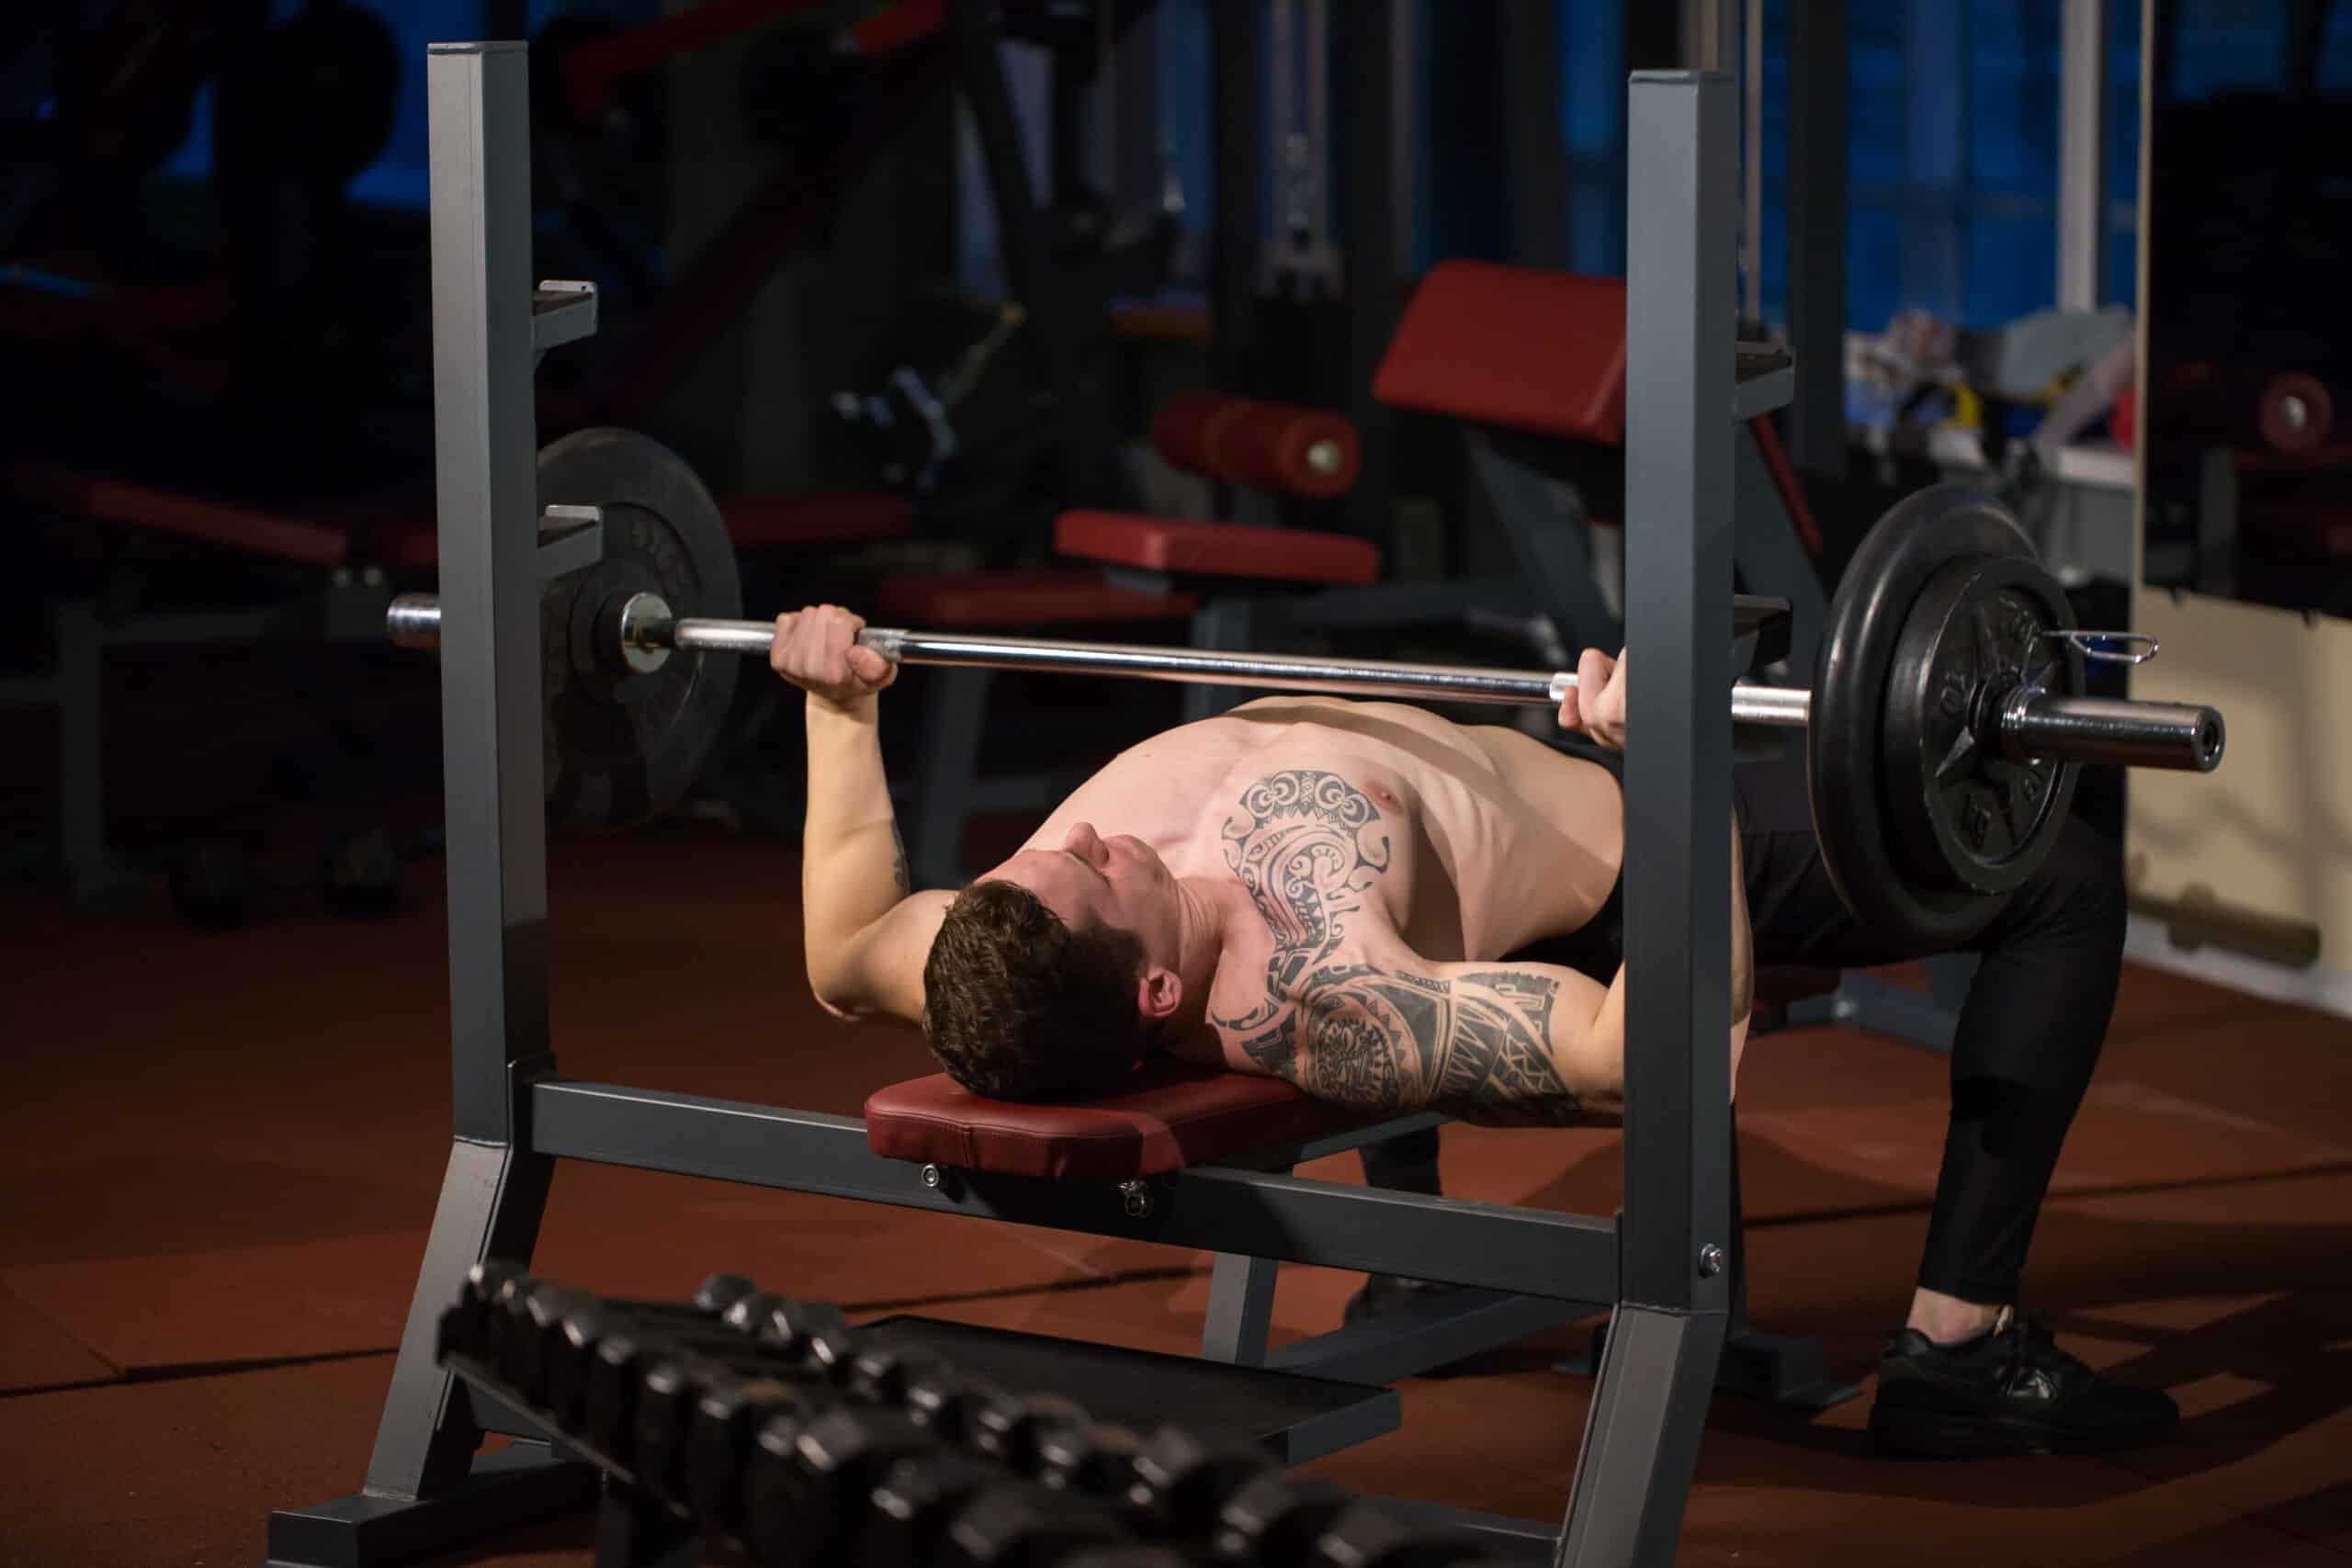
[{"xmin": 382, "ymin": 593, "xmax": 2223, "ymax": 772}]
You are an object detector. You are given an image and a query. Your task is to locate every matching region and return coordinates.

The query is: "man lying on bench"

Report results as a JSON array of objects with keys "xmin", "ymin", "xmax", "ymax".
[{"xmin": 776, "ymin": 604, "xmax": 2176, "ymax": 1461}]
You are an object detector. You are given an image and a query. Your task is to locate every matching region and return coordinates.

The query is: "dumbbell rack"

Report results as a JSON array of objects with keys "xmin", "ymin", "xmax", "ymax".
[{"xmin": 266, "ymin": 44, "xmax": 1753, "ymax": 1568}]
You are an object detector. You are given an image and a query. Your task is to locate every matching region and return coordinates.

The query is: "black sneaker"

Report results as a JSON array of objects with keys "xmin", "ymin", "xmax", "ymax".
[{"xmin": 1868, "ymin": 1309, "xmax": 2179, "ymax": 1457}]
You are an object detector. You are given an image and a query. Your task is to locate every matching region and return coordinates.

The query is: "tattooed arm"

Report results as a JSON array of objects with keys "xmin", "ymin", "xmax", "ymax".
[{"xmin": 1229, "ymin": 956, "xmax": 1622, "ymax": 1125}]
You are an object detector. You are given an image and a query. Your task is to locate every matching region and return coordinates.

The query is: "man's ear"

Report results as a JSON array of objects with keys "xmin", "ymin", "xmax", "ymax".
[{"xmin": 1137, "ymin": 966, "xmax": 1182, "ymax": 1022}]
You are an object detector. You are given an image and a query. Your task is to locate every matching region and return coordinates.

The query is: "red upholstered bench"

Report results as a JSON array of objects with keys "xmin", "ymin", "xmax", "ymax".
[
  {"xmin": 1056, "ymin": 512, "xmax": 1381, "ymax": 586},
  {"xmin": 875, "ymin": 566, "xmax": 1198, "ymax": 626},
  {"xmin": 1054, "ymin": 511, "xmax": 1386, "ymax": 728},
  {"xmin": 864, "ymin": 1060, "xmax": 1383, "ymax": 1183}
]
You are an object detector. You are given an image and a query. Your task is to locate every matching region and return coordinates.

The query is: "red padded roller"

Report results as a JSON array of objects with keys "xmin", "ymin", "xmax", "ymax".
[
  {"xmin": 1150, "ymin": 393, "xmax": 1250, "ymax": 479},
  {"xmin": 1151, "ymin": 394, "xmax": 1362, "ymax": 499},
  {"xmin": 2259, "ymin": 372, "xmax": 2336, "ymax": 456},
  {"xmin": 864, "ymin": 1061, "xmax": 1378, "ymax": 1183}
]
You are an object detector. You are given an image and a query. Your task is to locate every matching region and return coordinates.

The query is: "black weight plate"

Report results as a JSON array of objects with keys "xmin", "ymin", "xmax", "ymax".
[
  {"xmin": 1807, "ymin": 484, "xmax": 2041, "ymax": 949},
  {"xmin": 540, "ymin": 428, "xmax": 742, "ymax": 832},
  {"xmin": 1882, "ymin": 555, "xmax": 2083, "ymax": 899}
]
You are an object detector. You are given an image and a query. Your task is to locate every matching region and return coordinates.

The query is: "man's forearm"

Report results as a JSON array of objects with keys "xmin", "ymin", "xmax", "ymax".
[{"xmin": 802, "ymin": 694, "xmax": 909, "ymax": 986}]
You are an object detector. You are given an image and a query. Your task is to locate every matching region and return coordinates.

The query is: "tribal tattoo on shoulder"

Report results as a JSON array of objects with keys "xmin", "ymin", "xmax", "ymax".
[{"xmin": 1207, "ymin": 770, "xmax": 1577, "ymax": 1122}]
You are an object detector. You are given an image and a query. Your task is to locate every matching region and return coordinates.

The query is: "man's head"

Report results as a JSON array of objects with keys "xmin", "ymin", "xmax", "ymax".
[{"xmin": 922, "ymin": 823, "xmax": 1187, "ymax": 1101}]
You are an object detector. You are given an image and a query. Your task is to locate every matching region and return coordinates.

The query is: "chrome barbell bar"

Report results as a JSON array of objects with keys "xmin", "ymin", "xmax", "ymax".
[{"xmin": 383, "ymin": 592, "xmax": 2224, "ymax": 773}]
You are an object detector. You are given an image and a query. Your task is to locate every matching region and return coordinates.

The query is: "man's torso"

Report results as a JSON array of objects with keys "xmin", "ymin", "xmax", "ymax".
[{"xmin": 1016, "ymin": 698, "xmax": 1625, "ymax": 1070}]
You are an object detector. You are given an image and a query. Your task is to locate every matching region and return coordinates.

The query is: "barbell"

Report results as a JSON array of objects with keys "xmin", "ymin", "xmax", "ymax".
[{"xmin": 388, "ymin": 430, "xmax": 2226, "ymax": 948}]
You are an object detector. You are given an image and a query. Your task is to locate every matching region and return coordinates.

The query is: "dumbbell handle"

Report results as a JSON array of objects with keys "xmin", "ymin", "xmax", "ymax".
[{"xmin": 383, "ymin": 593, "xmax": 2224, "ymax": 772}]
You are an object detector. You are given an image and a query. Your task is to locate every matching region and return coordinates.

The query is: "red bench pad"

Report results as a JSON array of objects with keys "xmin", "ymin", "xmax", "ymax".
[
  {"xmin": 874, "ymin": 568, "xmax": 1198, "ymax": 626},
  {"xmin": 1374, "ymin": 262, "xmax": 1628, "ymax": 446},
  {"xmin": 1056, "ymin": 512, "xmax": 1381, "ymax": 586},
  {"xmin": 863, "ymin": 1061, "xmax": 1380, "ymax": 1182}
]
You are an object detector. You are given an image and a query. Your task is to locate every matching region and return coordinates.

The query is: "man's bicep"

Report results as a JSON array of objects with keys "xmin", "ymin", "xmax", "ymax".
[
  {"xmin": 1270, "ymin": 958, "xmax": 1611, "ymax": 1125},
  {"xmin": 816, "ymin": 891, "xmax": 950, "ymax": 1025}
]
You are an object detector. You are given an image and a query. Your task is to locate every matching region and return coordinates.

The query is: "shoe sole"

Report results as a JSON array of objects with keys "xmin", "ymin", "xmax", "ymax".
[{"xmin": 1869, "ymin": 1405, "xmax": 2176, "ymax": 1460}]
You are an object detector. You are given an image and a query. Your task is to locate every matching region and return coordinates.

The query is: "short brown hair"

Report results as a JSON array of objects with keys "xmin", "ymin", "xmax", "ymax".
[{"xmin": 922, "ymin": 879, "xmax": 1148, "ymax": 1101}]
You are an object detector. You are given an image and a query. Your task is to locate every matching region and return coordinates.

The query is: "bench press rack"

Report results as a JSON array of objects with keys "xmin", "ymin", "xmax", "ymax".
[{"xmin": 266, "ymin": 45, "xmax": 1756, "ymax": 1568}]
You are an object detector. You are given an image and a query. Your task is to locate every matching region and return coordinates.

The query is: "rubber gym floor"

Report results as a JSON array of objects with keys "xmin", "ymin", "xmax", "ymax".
[{"xmin": 4, "ymin": 814, "xmax": 2347, "ymax": 1568}]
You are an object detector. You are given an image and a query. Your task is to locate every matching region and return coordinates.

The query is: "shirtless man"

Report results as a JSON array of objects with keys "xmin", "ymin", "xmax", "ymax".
[{"xmin": 779, "ymin": 604, "xmax": 2177, "ymax": 1460}]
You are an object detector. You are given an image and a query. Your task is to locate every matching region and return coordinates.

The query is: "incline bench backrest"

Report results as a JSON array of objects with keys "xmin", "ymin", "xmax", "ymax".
[{"xmin": 1373, "ymin": 263, "xmax": 1630, "ymax": 447}]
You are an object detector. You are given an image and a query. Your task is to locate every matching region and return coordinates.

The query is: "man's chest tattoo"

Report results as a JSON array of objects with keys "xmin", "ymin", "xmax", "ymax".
[
  {"xmin": 1206, "ymin": 769, "xmax": 1571, "ymax": 1114},
  {"xmin": 1212, "ymin": 770, "xmax": 1390, "ymax": 1034}
]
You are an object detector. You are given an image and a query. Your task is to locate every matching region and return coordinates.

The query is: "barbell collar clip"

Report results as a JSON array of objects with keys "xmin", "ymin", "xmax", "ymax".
[{"xmin": 2044, "ymin": 628, "xmax": 2158, "ymax": 665}]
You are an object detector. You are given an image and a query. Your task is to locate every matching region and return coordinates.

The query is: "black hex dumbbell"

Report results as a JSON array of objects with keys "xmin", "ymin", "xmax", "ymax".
[
  {"xmin": 745, "ymin": 1404, "xmax": 944, "ymax": 1568},
  {"xmin": 1124, "ymin": 1427, "xmax": 1274, "ymax": 1543},
  {"xmin": 594, "ymin": 1274, "xmax": 767, "ymax": 1346},
  {"xmin": 1036, "ymin": 1421, "xmax": 1146, "ymax": 1498},
  {"xmin": 684, "ymin": 1374, "xmax": 832, "ymax": 1536},
  {"xmin": 856, "ymin": 1450, "xmax": 1005, "ymax": 1568},
  {"xmin": 904, "ymin": 1366, "xmax": 1012, "ymax": 1444},
  {"xmin": 690, "ymin": 1272, "xmax": 762, "ymax": 1315},
  {"xmin": 935, "ymin": 1481, "xmax": 1129, "ymax": 1568},
  {"xmin": 634, "ymin": 1351, "xmax": 736, "ymax": 1502},
  {"xmin": 1310, "ymin": 1502, "xmax": 1500, "ymax": 1567},
  {"xmin": 729, "ymin": 1294, "xmax": 862, "ymax": 1381},
  {"xmin": 848, "ymin": 1340, "xmax": 951, "ymax": 1407},
  {"xmin": 1059, "ymin": 1550, "xmax": 1201, "ymax": 1568},
  {"xmin": 489, "ymin": 1281, "xmax": 590, "ymax": 1407},
  {"xmin": 542, "ymin": 1301, "xmax": 619, "ymax": 1433},
  {"xmin": 1213, "ymin": 1473, "xmax": 1353, "ymax": 1566},
  {"xmin": 439, "ymin": 1261, "xmax": 535, "ymax": 1364},
  {"xmin": 971, "ymin": 1392, "xmax": 1095, "ymax": 1474},
  {"xmin": 586, "ymin": 1325, "xmax": 791, "ymax": 1464}
]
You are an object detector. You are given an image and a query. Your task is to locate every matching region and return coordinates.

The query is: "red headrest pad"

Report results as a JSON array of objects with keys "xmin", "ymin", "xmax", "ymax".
[{"xmin": 864, "ymin": 1061, "xmax": 1379, "ymax": 1182}]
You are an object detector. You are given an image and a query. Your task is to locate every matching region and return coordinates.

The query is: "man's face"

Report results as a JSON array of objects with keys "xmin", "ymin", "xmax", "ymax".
[{"xmin": 986, "ymin": 821, "xmax": 1182, "ymax": 962}]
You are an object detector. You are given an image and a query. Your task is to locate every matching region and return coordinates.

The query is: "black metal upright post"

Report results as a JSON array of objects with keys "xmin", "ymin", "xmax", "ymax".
[
  {"xmin": 1784, "ymin": 0, "xmax": 1849, "ymax": 479},
  {"xmin": 1558, "ymin": 70, "xmax": 1736, "ymax": 1568},
  {"xmin": 1335, "ymin": 0, "xmax": 1399, "ymax": 552},
  {"xmin": 368, "ymin": 39, "xmax": 560, "ymax": 1498},
  {"xmin": 1209, "ymin": 0, "xmax": 1261, "ymax": 391},
  {"xmin": 944, "ymin": 0, "xmax": 1118, "ymax": 502},
  {"xmin": 266, "ymin": 39, "xmax": 586, "ymax": 1568},
  {"xmin": 1499, "ymin": 0, "xmax": 1568, "ymax": 268}
]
